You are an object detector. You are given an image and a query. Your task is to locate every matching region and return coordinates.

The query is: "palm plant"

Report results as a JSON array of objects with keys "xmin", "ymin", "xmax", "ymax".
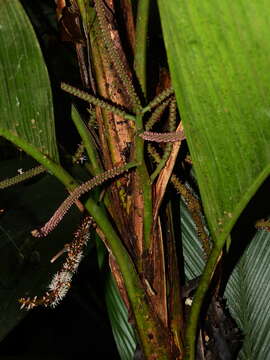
[{"xmin": 1, "ymin": 1, "xmax": 270, "ymax": 359}]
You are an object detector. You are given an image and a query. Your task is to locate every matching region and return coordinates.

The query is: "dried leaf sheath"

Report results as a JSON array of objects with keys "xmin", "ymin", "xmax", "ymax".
[
  {"xmin": 32, "ymin": 163, "xmax": 135, "ymax": 237},
  {"xmin": 147, "ymin": 144, "xmax": 211, "ymax": 256}
]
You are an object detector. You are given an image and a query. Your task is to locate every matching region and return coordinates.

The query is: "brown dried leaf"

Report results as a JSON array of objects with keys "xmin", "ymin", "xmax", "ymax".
[{"xmin": 153, "ymin": 122, "xmax": 184, "ymax": 223}]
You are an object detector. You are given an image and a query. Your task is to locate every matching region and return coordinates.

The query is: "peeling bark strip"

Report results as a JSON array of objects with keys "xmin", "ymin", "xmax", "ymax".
[
  {"xmin": 139, "ymin": 131, "xmax": 185, "ymax": 143},
  {"xmin": 32, "ymin": 163, "xmax": 135, "ymax": 237},
  {"xmin": 20, "ymin": 216, "xmax": 92, "ymax": 310},
  {"xmin": 147, "ymin": 143, "xmax": 211, "ymax": 256}
]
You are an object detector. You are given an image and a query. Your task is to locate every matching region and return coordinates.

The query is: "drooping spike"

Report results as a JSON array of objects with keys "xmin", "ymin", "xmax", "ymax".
[
  {"xmin": 19, "ymin": 217, "xmax": 92, "ymax": 309},
  {"xmin": 32, "ymin": 162, "xmax": 136, "ymax": 237}
]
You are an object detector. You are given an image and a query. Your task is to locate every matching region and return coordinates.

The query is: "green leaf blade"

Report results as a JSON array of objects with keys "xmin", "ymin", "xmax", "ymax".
[
  {"xmin": 105, "ymin": 274, "xmax": 137, "ymax": 360},
  {"xmin": 0, "ymin": 0, "xmax": 59, "ymax": 161},
  {"xmin": 225, "ymin": 229, "xmax": 270, "ymax": 360},
  {"xmin": 158, "ymin": 0, "xmax": 270, "ymax": 243}
]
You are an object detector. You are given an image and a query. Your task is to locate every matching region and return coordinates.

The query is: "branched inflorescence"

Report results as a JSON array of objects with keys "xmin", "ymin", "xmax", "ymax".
[
  {"xmin": 0, "ymin": 165, "xmax": 45, "ymax": 189},
  {"xmin": 151, "ymin": 98, "xmax": 177, "ymax": 172},
  {"xmin": 32, "ymin": 163, "xmax": 135, "ymax": 237},
  {"xmin": 19, "ymin": 216, "xmax": 93, "ymax": 310},
  {"xmin": 145, "ymin": 97, "xmax": 183, "ymax": 183}
]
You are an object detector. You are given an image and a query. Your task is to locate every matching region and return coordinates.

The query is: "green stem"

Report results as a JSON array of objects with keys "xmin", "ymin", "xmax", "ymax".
[
  {"xmin": 135, "ymin": 113, "xmax": 152, "ymax": 250},
  {"xmin": 134, "ymin": 0, "xmax": 150, "ymax": 97},
  {"xmin": 185, "ymin": 244, "xmax": 222, "ymax": 360},
  {"xmin": 184, "ymin": 165, "xmax": 270, "ymax": 358},
  {"xmin": 76, "ymin": 0, "xmax": 93, "ymax": 27},
  {"xmin": 83, "ymin": 197, "xmax": 171, "ymax": 359},
  {"xmin": 150, "ymin": 143, "xmax": 172, "ymax": 183},
  {"xmin": 0, "ymin": 128, "xmax": 170, "ymax": 358},
  {"xmin": 71, "ymin": 105, "xmax": 102, "ymax": 175}
]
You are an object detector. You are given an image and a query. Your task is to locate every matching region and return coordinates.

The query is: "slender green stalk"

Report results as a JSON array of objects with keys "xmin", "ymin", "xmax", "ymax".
[
  {"xmin": 33, "ymin": 162, "xmax": 138, "ymax": 237},
  {"xmin": 135, "ymin": 113, "xmax": 152, "ymax": 250},
  {"xmin": 150, "ymin": 143, "xmax": 172, "ymax": 183},
  {"xmin": 165, "ymin": 203, "xmax": 185, "ymax": 354},
  {"xmin": 185, "ymin": 244, "xmax": 222, "ymax": 360},
  {"xmin": 71, "ymin": 105, "xmax": 102, "ymax": 175},
  {"xmin": 0, "ymin": 127, "xmax": 170, "ymax": 358},
  {"xmin": 76, "ymin": 0, "xmax": 93, "ymax": 28},
  {"xmin": 186, "ymin": 165, "xmax": 270, "ymax": 358},
  {"xmin": 134, "ymin": 0, "xmax": 151, "ymax": 97}
]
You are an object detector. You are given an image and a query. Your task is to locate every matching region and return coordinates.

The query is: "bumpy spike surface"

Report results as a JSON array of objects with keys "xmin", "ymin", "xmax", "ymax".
[
  {"xmin": 61, "ymin": 83, "xmax": 135, "ymax": 121},
  {"xmin": 32, "ymin": 163, "xmax": 135, "ymax": 237},
  {"xmin": 143, "ymin": 87, "xmax": 174, "ymax": 113},
  {"xmin": 19, "ymin": 216, "xmax": 92, "ymax": 309},
  {"xmin": 0, "ymin": 165, "xmax": 45, "ymax": 189},
  {"xmin": 139, "ymin": 131, "xmax": 185, "ymax": 143},
  {"xmin": 94, "ymin": 0, "xmax": 141, "ymax": 111}
]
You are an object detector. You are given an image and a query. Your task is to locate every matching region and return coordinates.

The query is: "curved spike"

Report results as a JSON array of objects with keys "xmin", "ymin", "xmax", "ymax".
[{"xmin": 32, "ymin": 163, "xmax": 136, "ymax": 237}]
